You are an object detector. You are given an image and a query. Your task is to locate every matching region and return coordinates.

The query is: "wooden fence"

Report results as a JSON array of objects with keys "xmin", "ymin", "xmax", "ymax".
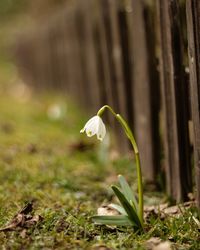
[{"xmin": 14, "ymin": 0, "xmax": 200, "ymax": 208}]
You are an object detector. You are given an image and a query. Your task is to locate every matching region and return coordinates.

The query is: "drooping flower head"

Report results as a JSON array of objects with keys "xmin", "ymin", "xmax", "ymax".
[{"xmin": 80, "ymin": 115, "xmax": 106, "ymax": 141}]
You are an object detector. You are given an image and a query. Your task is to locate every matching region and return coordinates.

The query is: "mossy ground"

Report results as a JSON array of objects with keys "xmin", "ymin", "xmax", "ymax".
[{"xmin": 0, "ymin": 81, "xmax": 199, "ymax": 249}]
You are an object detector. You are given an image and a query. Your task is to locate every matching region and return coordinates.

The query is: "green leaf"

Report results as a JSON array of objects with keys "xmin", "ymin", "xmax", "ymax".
[
  {"xmin": 118, "ymin": 175, "xmax": 138, "ymax": 211},
  {"xmin": 111, "ymin": 185, "xmax": 142, "ymax": 228},
  {"xmin": 109, "ymin": 203, "xmax": 127, "ymax": 215},
  {"xmin": 92, "ymin": 215, "xmax": 133, "ymax": 226}
]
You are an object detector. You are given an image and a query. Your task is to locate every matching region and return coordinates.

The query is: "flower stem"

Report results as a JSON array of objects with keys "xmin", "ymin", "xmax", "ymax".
[
  {"xmin": 97, "ymin": 105, "xmax": 116, "ymax": 117},
  {"xmin": 97, "ymin": 105, "xmax": 144, "ymax": 226}
]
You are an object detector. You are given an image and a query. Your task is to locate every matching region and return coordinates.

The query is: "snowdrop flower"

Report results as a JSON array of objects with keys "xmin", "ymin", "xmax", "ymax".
[{"xmin": 80, "ymin": 115, "xmax": 106, "ymax": 141}]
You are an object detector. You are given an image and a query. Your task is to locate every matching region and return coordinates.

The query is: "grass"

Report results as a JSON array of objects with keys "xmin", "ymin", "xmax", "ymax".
[{"xmin": 0, "ymin": 86, "xmax": 199, "ymax": 249}]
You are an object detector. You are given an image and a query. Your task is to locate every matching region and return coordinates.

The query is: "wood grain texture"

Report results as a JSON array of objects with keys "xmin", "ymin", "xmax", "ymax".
[
  {"xmin": 157, "ymin": 0, "xmax": 191, "ymax": 201},
  {"xmin": 127, "ymin": 0, "xmax": 160, "ymax": 182},
  {"xmin": 186, "ymin": 0, "xmax": 200, "ymax": 208}
]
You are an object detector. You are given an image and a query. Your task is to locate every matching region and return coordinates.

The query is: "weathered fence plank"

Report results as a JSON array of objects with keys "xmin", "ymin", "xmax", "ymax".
[
  {"xmin": 100, "ymin": 0, "xmax": 130, "ymax": 151},
  {"xmin": 117, "ymin": 1, "xmax": 134, "ymax": 128},
  {"xmin": 90, "ymin": 0, "xmax": 118, "ymax": 135},
  {"xmin": 48, "ymin": 21, "xmax": 62, "ymax": 90},
  {"xmin": 143, "ymin": 1, "xmax": 161, "ymax": 184},
  {"xmin": 157, "ymin": 0, "xmax": 192, "ymax": 201},
  {"xmin": 62, "ymin": 11, "xmax": 75, "ymax": 95},
  {"xmin": 186, "ymin": 0, "xmax": 200, "ymax": 208},
  {"xmin": 70, "ymin": 8, "xmax": 87, "ymax": 107},
  {"xmin": 126, "ymin": 0, "xmax": 160, "ymax": 183},
  {"xmin": 76, "ymin": 0, "xmax": 101, "ymax": 111},
  {"xmin": 107, "ymin": 0, "xmax": 128, "ymax": 121}
]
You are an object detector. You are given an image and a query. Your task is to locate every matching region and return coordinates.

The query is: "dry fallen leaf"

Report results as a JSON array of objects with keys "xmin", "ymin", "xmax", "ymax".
[
  {"xmin": 0, "ymin": 202, "xmax": 43, "ymax": 233},
  {"xmin": 24, "ymin": 215, "xmax": 43, "ymax": 228},
  {"xmin": 145, "ymin": 238, "xmax": 171, "ymax": 250},
  {"xmin": 153, "ymin": 241, "xmax": 171, "ymax": 250},
  {"xmin": 97, "ymin": 204, "xmax": 120, "ymax": 216},
  {"xmin": 91, "ymin": 244, "xmax": 113, "ymax": 250},
  {"xmin": 145, "ymin": 237, "xmax": 162, "ymax": 249},
  {"xmin": 0, "ymin": 214, "xmax": 25, "ymax": 232},
  {"xmin": 20, "ymin": 229, "xmax": 27, "ymax": 239},
  {"xmin": 144, "ymin": 201, "xmax": 195, "ymax": 220}
]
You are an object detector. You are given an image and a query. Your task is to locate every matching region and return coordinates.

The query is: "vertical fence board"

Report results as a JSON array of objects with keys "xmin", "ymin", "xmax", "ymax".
[
  {"xmin": 91, "ymin": 1, "xmax": 116, "ymax": 127},
  {"xmin": 78, "ymin": 0, "xmax": 102, "ymax": 111},
  {"xmin": 143, "ymin": 1, "xmax": 161, "ymax": 184},
  {"xmin": 63, "ymin": 10, "xmax": 85, "ymax": 105},
  {"xmin": 157, "ymin": 0, "xmax": 191, "ymax": 201},
  {"xmin": 100, "ymin": 0, "xmax": 129, "ymax": 151},
  {"xmin": 186, "ymin": 0, "xmax": 200, "ymax": 208},
  {"xmin": 127, "ymin": 0, "xmax": 159, "ymax": 183},
  {"xmin": 71, "ymin": 8, "xmax": 87, "ymax": 107},
  {"xmin": 62, "ymin": 12, "xmax": 74, "ymax": 95},
  {"xmin": 57, "ymin": 13, "xmax": 70, "ymax": 92},
  {"xmin": 14, "ymin": 36, "xmax": 38, "ymax": 89},
  {"xmin": 52, "ymin": 15, "xmax": 67, "ymax": 91},
  {"xmin": 48, "ymin": 21, "xmax": 62, "ymax": 90},
  {"xmin": 117, "ymin": 1, "xmax": 134, "ymax": 132},
  {"xmin": 108, "ymin": 0, "xmax": 128, "ymax": 120}
]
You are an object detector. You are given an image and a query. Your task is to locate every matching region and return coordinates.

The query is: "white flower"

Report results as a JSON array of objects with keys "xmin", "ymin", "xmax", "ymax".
[{"xmin": 80, "ymin": 115, "xmax": 106, "ymax": 141}]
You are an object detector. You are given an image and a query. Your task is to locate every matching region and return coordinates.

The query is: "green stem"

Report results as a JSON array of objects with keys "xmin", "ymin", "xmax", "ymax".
[{"xmin": 97, "ymin": 105, "xmax": 144, "ymax": 226}]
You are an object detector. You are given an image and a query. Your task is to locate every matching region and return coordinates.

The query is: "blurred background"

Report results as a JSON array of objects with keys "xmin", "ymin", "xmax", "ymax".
[{"xmin": 0, "ymin": 0, "xmax": 199, "ymax": 206}]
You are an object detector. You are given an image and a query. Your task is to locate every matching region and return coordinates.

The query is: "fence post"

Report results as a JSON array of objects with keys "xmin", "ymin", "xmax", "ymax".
[
  {"xmin": 157, "ymin": 0, "xmax": 192, "ymax": 201},
  {"xmin": 125, "ymin": 0, "xmax": 160, "ymax": 183},
  {"xmin": 107, "ymin": 0, "xmax": 128, "ymax": 121},
  {"xmin": 76, "ymin": 0, "xmax": 101, "ymax": 112},
  {"xmin": 99, "ymin": 0, "xmax": 130, "ymax": 152},
  {"xmin": 186, "ymin": 0, "xmax": 200, "ymax": 208}
]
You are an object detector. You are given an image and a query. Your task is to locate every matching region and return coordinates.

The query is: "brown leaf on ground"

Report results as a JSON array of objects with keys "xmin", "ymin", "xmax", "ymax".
[
  {"xmin": 91, "ymin": 244, "xmax": 113, "ymax": 250},
  {"xmin": 145, "ymin": 237, "xmax": 162, "ymax": 249},
  {"xmin": 97, "ymin": 205, "xmax": 120, "ymax": 216},
  {"xmin": 20, "ymin": 229, "xmax": 27, "ymax": 239},
  {"xmin": 24, "ymin": 215, "xmax": 43, "ymax": 228},
  {"xmin": 144, "ymin": 201, "xmax": 195, "ymax": 220},
  {"xmin": 0, "ymin": 202, "xmax": 43, "ymax": 232},
  {"xmin": 153, "ymin": 241, "xmax": 171, "ymax": 250},
  {"xmin": 145, "ymin": 237, "xmax": 171, "ymax": 250},
  {"xmin": 0, "ymin": 213, "xmax": 25, "ymax": 231}
]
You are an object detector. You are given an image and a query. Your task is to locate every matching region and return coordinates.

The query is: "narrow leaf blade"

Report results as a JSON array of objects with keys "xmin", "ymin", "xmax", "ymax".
[
  {"xmin": 118, "ymin": 175, "xmax": 138, "ymax": 210},
  {"xmin": 111, "ymin": 185, "xmax": 142, "ymax": 228},
  {"xmin": 108, "ymin": 203, "xmax": 127, "ymax": 215},
  {"xmin": 92, "ymin": 215, "xmax": 133, "ymax": 226}
]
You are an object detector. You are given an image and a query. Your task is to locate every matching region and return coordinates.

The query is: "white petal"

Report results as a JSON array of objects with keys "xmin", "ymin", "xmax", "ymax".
[
  {"xmin": 80, "ymin": 115, "xmax": 106, "ymax": 141},
  {"xmin": 80, "ymin": 116, "xmax": 98, "ymax": 134},
  {"xmin": 85, "ymin": 116, "xmax": 99, "ymax": 137},
  {"xmin": 85, "ymin": 116, "xmax": 98, "ymax": 127},
  {"xmin": 86, "ymin": 122, "xmax": 97, "ymax": 137},
  {"xmin": 97, "ymin": 119, "xmax": 106, "ymax": 140}
]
